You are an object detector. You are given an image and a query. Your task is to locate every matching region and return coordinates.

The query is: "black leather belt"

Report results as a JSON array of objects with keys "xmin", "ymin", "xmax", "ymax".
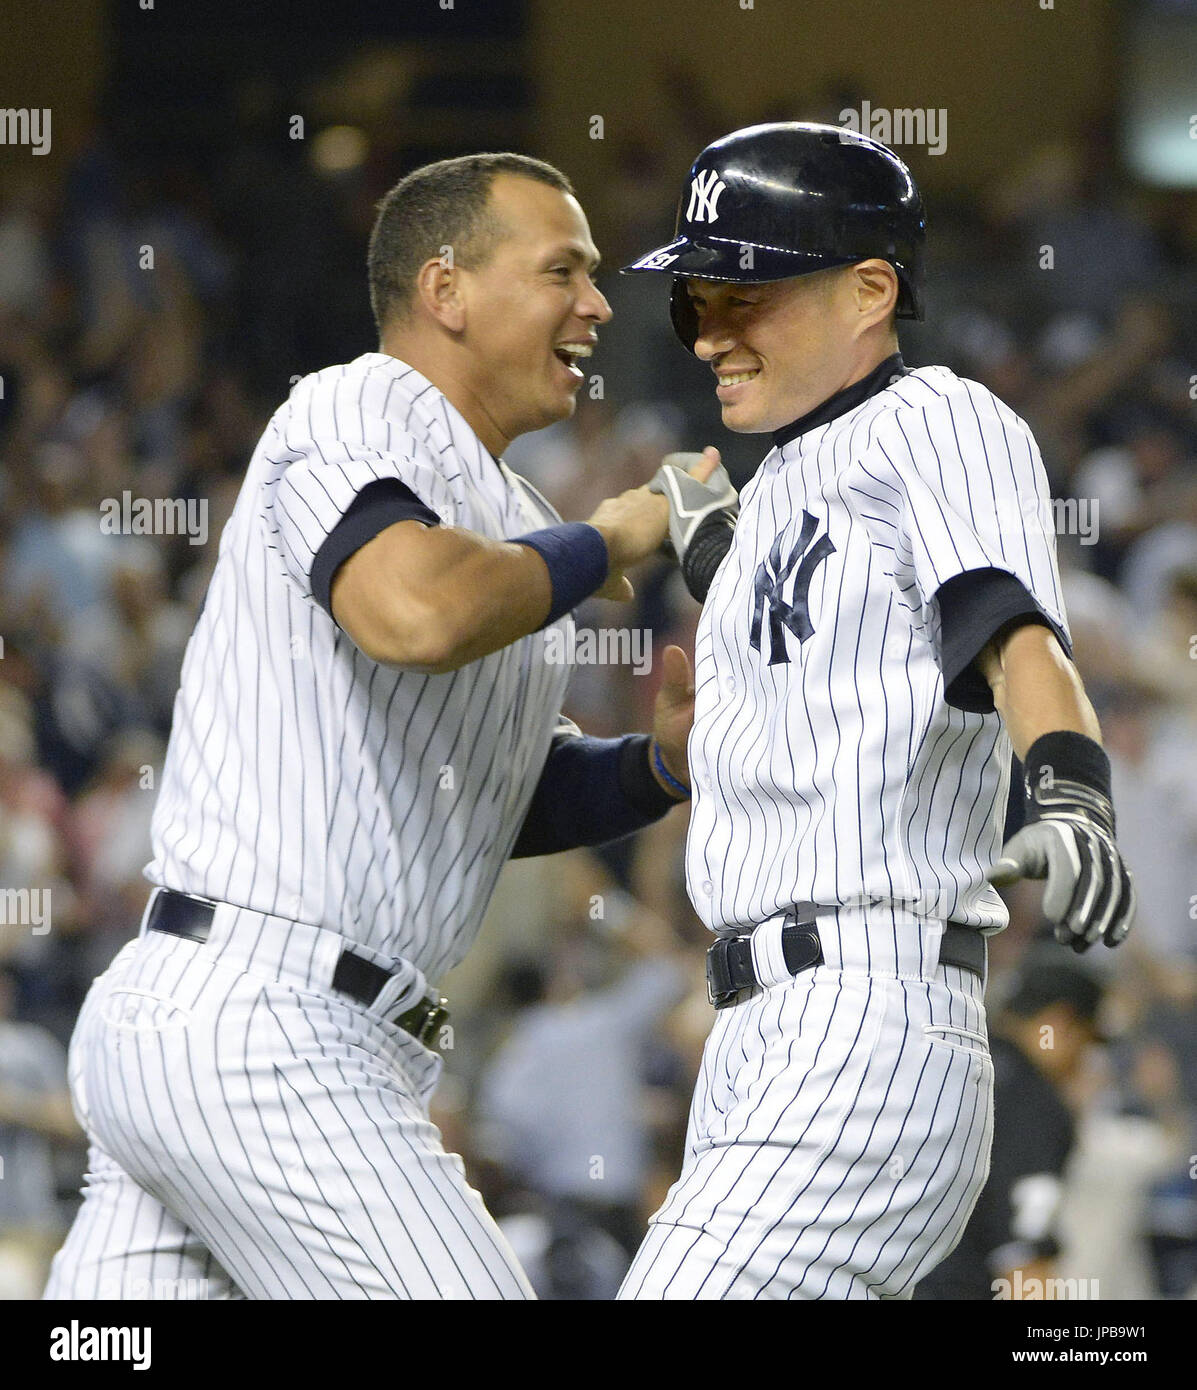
[
  {"xmin": 706, "ymin": 918, "xmax": 986, "ymax": 1009},
  {"xmin": 144, "ymin": 889, "xmax": 449, "ymax": 1048}
]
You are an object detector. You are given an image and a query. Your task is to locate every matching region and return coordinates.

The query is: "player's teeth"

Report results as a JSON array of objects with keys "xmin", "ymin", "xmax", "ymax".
[{"xmin": 719, "ymin": 371, "xmax": 759, "ymax": 385}]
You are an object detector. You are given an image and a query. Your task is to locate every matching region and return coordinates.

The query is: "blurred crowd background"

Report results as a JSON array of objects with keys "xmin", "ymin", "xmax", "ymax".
[{"xmin": 0, "ymin": 0, "xmax": 1194, "ymax": 1300}]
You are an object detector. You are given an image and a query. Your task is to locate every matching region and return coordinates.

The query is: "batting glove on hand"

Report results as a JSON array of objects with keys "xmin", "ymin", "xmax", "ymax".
[
  {"xmin": 649, "ymin": 451, "xmax": 739, "ymax": 603},
  {"xmin": 988, "ymin": 732, "xmax": 1135, "ymax": 953}
]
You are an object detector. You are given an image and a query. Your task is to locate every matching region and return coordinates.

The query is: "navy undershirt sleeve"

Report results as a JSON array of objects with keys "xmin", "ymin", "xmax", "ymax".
[
  {"xmin": 310, "ymin": 477, "xmax": 442, "ymax": 620},
  {"xmin": 935, "ymin": 567, "xmax": 1073, "ymax": 714},
  {"xmin": 511, "ymin": 732, "xmax": 680, "ymax": 858}
]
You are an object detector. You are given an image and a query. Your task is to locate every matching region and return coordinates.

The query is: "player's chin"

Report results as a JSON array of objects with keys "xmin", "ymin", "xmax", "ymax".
[
  {"xmin": 718, "ymin": 399, "xmax": 770, "ymax": 433},
  {"xmin": 550, "ymin": 373, "xmax": 584, "ymax": 413}
]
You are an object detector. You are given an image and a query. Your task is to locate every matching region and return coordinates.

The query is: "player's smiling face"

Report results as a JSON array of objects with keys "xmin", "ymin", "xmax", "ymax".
[
  {"xmin": 456, "ymin": 175, "xmax": 611, "ymax": 446},
  {"xmin": 685, "ymin": 269, "xmax": 889, "ymax": 433}
]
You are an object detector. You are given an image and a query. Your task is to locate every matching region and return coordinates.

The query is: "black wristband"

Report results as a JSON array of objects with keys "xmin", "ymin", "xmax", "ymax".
[
  {"xmin": 617, "ymin": 734, "xmax": 681, "ymax": 816},
  {"xmin": 1022, "ymin": 731, "xmax": 1112, "ymax": 809},
  {"xmin": 511, "ymin": 522, "xmax": 609, "ymax": 627}
]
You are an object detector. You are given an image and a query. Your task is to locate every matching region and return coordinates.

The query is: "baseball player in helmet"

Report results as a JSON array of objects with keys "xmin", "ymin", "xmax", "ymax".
[{"xmin": 616, "ymin": 122, "xmax": 1136, "ymax": 1300}]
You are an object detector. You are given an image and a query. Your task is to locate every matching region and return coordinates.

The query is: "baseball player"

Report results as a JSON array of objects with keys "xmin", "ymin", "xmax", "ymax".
[
  {"xmin": 616, "ymin": 123, "xmax": 1136, "ymax": 1300},
  {"xmin": 43, "ymin": 152, "xmax": 702, "ymax": 1300}
]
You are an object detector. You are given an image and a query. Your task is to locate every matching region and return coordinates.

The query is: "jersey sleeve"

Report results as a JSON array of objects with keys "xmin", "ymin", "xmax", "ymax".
[
  {"xmin": 264, "ymin": 414, "xmax": 457, "ymax": 610},
  {"xmin": 851, "ymin": 380, "xmax": 1072, "ymax": 712}
]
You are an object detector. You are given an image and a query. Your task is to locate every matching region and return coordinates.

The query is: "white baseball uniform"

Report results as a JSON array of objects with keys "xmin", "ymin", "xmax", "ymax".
[
  {"xmin": 45, "ymin": 352, "xmax": 576, "ymax": 1300},
  {"xmin": 620, "ymin": 356, "xmax": 1071, "ymax": 1299}
]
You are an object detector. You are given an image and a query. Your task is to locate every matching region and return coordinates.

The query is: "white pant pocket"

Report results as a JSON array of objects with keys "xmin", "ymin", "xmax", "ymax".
[{"xmin": 923, "ymin": 1023, "xmax": 989, "ymax": 1056}]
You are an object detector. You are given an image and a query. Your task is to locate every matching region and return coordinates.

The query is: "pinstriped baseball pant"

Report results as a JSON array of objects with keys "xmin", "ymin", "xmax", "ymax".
[
  {"xmin": 43, "ymin": 926, "xmax": 532, "ymax": 1300},
  {"xmin": 619, "ymin": 909, "xmax": 995, "ymax": 1300}
]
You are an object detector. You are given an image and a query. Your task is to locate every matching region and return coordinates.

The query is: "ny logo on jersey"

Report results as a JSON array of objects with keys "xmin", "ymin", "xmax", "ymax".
[
  {"xmin": 686, "ymin": 169, "xmax": 727, "ymax": 223},
  {"xmin": 750, "ymin": 511, "xmax": 836, "ymax": 665}
]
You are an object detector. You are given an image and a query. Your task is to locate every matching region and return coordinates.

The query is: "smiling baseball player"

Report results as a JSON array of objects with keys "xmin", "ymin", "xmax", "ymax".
[
  {"xmin": 617, "ymin": 123, "xmax": 1136, "ymax": 1300},
  {"xmin": 43, "ymin": 153, "xmax": 699, "ymax": 1301}
]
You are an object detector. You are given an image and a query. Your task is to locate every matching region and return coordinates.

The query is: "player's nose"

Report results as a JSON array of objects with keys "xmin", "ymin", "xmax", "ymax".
[
  {"xmin": 690, "ymin": 304, "xmax": 737, "ymax": 361},
  {"xmin": 578, "ymin": 280, "xmax": 613, "ymax": 324},
  {"xmin": 693, "ymin": 322, "xmax": 736, "ymax": 362}
]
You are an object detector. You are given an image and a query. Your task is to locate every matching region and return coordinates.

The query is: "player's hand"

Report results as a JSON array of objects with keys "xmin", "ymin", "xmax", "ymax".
[
  {"xmin": 587, "ymin": 450, "xmax": 726, "ymax": 602},
  {"xmin": 649, "ymin": 644, "xmax": 695, "ymax": 795},
  {"xmin": 649, "ymin": 447, "xmax": 738, "ymax": 602},
  {"xmin": 988, "ymin": 775, "xmax": 1136, "ymax": 952},
  {"xmin": 649, "ymin": 447, "xmax": 736, "ymax": 557},
  {"xmin": 587, "ymin": 485, "xmax": 671, "ymax": 601}
]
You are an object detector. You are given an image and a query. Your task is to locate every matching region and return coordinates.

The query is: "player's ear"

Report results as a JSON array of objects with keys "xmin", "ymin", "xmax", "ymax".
[
  {"xmin": 849, "ymin": 260, "xmax": 899, "ymax": 337},
  {"xmin": 414, "ymin": 255, "xmax": 467, "ymax": 334}
]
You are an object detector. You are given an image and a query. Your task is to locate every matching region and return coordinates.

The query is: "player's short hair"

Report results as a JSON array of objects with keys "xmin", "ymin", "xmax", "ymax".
[{"xmin": 367, "ymin": 153, "xmax": 575, "ymax": 333}]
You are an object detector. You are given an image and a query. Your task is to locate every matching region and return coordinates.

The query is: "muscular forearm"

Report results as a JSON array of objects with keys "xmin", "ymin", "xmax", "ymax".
[
  {"xmin": 405, "ymin": 533, "xmax": 557, "ymax": 670},
  {"xmin": 332, "ymin": 522, "xmax": 591, "ymax": 672},
  {"xmin": 984, "ymin": 620, "xmax": 1136, "ymax": 951},
  {"xmin": 331, "ymin": 480, "xmax": 674, "ymax": 673},
  {"xmin": 979, "ymin": 623, "xmax": 1101, "ymax": 761}
]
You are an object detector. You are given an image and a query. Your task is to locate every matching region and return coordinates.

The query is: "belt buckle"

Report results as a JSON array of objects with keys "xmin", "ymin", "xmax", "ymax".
[{"xmin": 401, "ymin": 997, "xmax": 450, "ymax": 1048}]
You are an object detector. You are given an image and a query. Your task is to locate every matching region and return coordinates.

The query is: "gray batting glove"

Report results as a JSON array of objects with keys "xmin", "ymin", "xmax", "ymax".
[
  {"xmin": 649, "ymin": 453, "xmax": 739, "ymax": 563},
  {"xmin": 988, "ymin": 773, "xmax": 1136, "ymax": 953}
]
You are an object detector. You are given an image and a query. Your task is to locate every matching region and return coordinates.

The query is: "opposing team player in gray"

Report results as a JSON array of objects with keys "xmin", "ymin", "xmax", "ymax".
[
  {"xmin": 44, "ymin": 154, "xmax": 704, "ymax": 1300},
  {"xmin": 619, "ymin": 123, "xmax": 1136, "ymax": 1300}
]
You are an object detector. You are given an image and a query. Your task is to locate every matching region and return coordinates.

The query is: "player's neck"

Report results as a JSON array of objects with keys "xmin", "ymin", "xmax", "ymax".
[{"xmin": 772, "ymin": 344, "xmax": 906, "ymax": 448}]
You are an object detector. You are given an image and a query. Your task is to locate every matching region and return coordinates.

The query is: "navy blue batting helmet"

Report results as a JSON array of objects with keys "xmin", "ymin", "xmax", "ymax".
[{"xmin": 622, "ymin": 122, "xmax": 926, "ymax": 352}]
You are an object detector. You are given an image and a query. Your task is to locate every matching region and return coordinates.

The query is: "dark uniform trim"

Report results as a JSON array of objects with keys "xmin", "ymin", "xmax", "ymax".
[
  {"xmin": 771, "ymin": 352, "xmax": 908, "ymax": 448},
  {"xmin": 510, "ymin": 732, "xmax": 676, "ymax": 858},
  {"xmin": 311, "ymin": 478, "xmax": 441, "ymax": 620},
  {"xmin": 936, "ymin": 567, "xmax": 1073, "ymax": 714}
]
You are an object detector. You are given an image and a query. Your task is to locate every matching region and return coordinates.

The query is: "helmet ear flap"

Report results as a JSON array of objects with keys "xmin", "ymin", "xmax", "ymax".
[
  {"xmin": 895, "ymin": 266, "xmax": 924, "ymax": 320},
  {"xmin": 670, "ymin": 280, "xmax": 699, "ymax": 353}
]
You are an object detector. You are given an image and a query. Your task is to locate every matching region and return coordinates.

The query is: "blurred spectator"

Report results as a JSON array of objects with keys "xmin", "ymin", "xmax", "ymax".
[
  {"xmin": 475, "ymin": 898, "xmax": 686, "ymax": 1271},
  {"xmin": 916, "ymin": 957, "xmax": 1108, "ymax": 1300},
  {"xmin": 1056, "ymin": 1032, "xmax": 1189, "ymax": 1300},
  {"xmin": 0, "ymin": 963, "xmax": 78, "ymax": 1299}
]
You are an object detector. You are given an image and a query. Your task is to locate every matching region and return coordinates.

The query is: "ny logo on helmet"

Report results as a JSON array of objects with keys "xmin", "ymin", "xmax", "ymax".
[
  {"xmin": 750, "ymin": 512, "xmax": 836, "ymax": 665},
  {"xmin": 687, "ymin": 169, "xmax": 727, "ymax": 224}
]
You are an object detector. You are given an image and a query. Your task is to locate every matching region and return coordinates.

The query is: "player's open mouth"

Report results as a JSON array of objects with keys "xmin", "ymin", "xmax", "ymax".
[{"xmin": 554, "ymin": 342, "xmax": 593, "ymax": 380}]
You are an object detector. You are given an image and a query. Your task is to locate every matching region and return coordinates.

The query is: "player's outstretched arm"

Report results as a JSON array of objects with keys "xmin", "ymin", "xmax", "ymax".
[
  {"xmin": 330, "ymin": 484, "xmax": 671, "ymax": 674},
  {"xmin": 978, "ymin": 623, "xmax": 1135, "ymax": 951}
]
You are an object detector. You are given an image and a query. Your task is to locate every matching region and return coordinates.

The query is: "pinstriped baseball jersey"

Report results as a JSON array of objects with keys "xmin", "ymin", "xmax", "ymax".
[
  {"xmin": 147, "ymin": 352, "xmax": 573, "ymax": 983},
  {"xmin": 686, "ymin": 364, "xmax": 1070, "ymax": 935}
]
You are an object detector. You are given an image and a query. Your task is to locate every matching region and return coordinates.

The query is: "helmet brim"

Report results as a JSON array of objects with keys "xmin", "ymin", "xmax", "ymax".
[{"xmin": 621, "ymin": 234, "xmax": 859, "ymax": 284}]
